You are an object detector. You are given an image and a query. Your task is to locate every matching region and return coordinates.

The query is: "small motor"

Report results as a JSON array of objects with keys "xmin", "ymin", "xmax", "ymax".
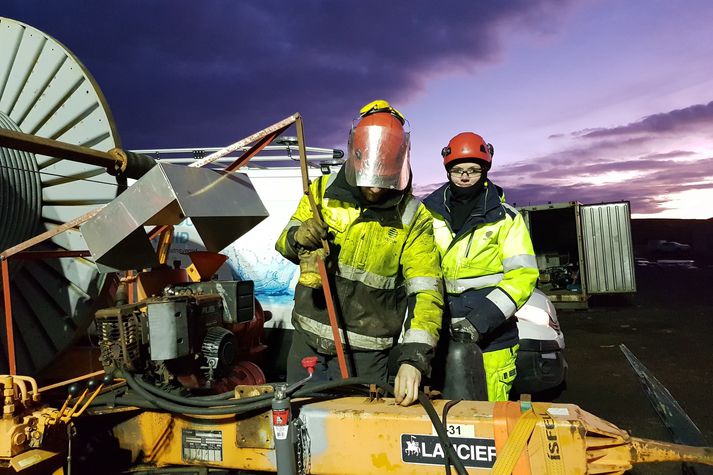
[{"xmin": 95, "ymin": 293, "xmax": 235, "ymax": 389}]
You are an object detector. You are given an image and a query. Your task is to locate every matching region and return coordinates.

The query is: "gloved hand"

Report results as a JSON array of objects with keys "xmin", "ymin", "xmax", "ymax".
[
  {"xmin": 294, "ymin": 218, "xmax": 328, "ymax": 250},
  {"xmin": 451, "ymin": 318, "xmax": 480, "ymax": 342},
  {"xmin": 463, "ymin": 294, "xmax": 508, "ymax": 337},
  {"xmin": 394, "ymin": 363, "xmax": 421, "ymax": 406}
]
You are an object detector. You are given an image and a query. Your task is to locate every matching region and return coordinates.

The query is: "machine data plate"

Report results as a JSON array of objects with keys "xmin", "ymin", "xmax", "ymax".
[{"xmin": 182, "ymin": 429, "xmax": 223, "ymax": 463}]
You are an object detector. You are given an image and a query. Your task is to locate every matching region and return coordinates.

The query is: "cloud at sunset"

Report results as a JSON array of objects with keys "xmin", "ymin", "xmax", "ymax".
[
  {"xmin": 487, "ymin": 101, "xmax": 713, "ymax": 218},
  {"xmin": 3, "ymin": 0, "xmax": 572, "ymax": 149},
  {"xmin": 4, "ymin": 1, "xmax": 713, "ymax": 219}
]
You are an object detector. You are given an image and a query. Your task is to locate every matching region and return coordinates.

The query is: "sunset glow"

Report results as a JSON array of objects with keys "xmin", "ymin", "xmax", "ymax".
[{"xmin": 5, "ymin": 1, "xmax": 713, "ymax": 218}]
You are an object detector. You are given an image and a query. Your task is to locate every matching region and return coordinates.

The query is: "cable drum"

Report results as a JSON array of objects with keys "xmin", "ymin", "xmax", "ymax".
[
  {"xmin": 0, "ymin": 17, "xmax": 124, "ymax": 375},
  {"xmin": 0, "ymin": 111, "xmax": 42, "ymax": 274}
]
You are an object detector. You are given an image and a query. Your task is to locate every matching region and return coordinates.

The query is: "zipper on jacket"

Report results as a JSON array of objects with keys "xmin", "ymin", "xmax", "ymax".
[
  {"xmin": 463, "ymin": 185, "xmax": 488, "ymax": 257},
  {"xmin": 465, "ymin": 232, "xmax": 475, "ymax": 257}
]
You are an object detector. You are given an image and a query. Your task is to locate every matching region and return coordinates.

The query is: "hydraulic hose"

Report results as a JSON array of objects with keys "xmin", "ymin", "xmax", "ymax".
[
  {"xmin": 132, "ymin": 376, "xmax": 275, "ymax": 407},
  {"xmin": 119, "ymin": 371, "xmax": 273, "ymax": 416},
  {"xmin": 131, "ymin": 374, "xmax": 378, "ymax": 409}
]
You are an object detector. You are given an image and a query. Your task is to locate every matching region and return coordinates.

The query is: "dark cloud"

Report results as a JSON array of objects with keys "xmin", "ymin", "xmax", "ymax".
[
  {"xmin": 4, "ymin": 0, "xmax": 571, "ymax": 150},
  {"xmin": 490, "ymin": 100, "xmax": 713, "ymax": 216},
  {"xmin": 495, "ymin": 153, "xmax": 713, "ymax": 215},
  {"xmin": 581, "ymin": 101, "xmax": 713, "ymax": 139}
]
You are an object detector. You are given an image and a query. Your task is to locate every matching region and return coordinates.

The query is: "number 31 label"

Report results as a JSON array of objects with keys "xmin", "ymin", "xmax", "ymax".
[{"xmin": 432, "ymin": 423, "xmax": 475, "ymax": 438}]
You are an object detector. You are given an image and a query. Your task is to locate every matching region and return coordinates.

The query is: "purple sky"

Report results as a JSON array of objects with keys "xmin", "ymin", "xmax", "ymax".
[{"xmin": 4, "ymin": 1, "xmax": 713, "ymax": 218}]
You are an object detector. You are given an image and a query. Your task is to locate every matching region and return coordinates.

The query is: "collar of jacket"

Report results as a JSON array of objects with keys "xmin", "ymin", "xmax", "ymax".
[
  {"xmin": 323, "ymin": 167, "xmax": 411, "ymax": 228},
  {"xmin": 423, "ymin": 179, "xmax": 506, "ymax": 238}
]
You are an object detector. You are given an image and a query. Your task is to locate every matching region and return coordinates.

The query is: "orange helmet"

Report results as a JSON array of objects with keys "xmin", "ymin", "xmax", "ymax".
[
  {"xmin": 346, "ymin": 110, "xmax": 410, "ymax": 191},
  {"xmin": 441, "ymin": 132, "xmax": 494, "ymax": 169}
]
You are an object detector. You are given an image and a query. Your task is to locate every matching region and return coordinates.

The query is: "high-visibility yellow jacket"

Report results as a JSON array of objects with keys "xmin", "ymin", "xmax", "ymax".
[
  {"xmin": 423, "ymin": 180, "xmax": 538, "ymax": 352},
  {"xmin": 275, "ymin": 170, "xmax": 443, "ymax": 373}
]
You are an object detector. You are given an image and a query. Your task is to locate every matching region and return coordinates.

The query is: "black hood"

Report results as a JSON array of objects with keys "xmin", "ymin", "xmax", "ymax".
[
  {"xmin": 324, "ymin": 167, "xmax": 412, "ymax": 227},
  {"xmin": 423, "ymin": 179, "xmax": 505, "ymax": 238}
]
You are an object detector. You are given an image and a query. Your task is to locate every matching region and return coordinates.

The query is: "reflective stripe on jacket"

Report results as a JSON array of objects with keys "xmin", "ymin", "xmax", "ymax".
[{"xmin": 275, "ymin": 170, "xmax": 443, "ymax": 372}]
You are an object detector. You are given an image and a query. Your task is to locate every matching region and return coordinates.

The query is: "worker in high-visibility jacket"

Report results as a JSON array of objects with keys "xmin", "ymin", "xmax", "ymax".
[
  {"xmin": 276, "ymin": 100, "xmax": 443, "ymax": 406},
  {"xmin": 423, "ymin": 132, "xmax": 538, "ymax": 402}
]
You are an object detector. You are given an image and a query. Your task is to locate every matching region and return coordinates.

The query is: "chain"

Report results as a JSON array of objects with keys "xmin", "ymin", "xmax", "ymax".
[{"xmin": 293, "ymin": 418, "xmax": 310, "ymax": 475}]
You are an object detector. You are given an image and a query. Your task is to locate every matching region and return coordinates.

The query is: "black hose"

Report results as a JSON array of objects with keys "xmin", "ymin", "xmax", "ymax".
[
  {"xmin": 120, "ymin": 371, "xmax": 273, "ymax": 416},
  {"xmin": 133, "ymin": 376, "xmax": 274, "ymax": 407},
  {"xmin": 379, "ymin": 383, "xmax": 468, "ymax": 475},
  {"xmin": 131, "ymin": 374, "xmax": 379, "ymax": 408},
  {"xmin": 442, "ymin": 399, "xmax": 463, "ymax": 475},
  {"xmin": 89, "ymin": 395, "xmax": 159, "ymax": 410}
]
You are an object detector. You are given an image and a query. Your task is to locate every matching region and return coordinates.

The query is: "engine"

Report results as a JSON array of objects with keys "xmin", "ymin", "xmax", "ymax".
[{"xmin": 95, "ymin": 279, "xmax": 266, "ymax": 391}]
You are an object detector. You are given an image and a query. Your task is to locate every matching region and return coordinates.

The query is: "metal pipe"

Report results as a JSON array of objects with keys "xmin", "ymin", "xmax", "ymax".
[
  {"xmin": 0, "ymin": 207, "xmax": 103, "ymax": 260},
  {"xmin": 0, "ymin": 128, "xmax": 118, "ymax": 171},
  {"xmin": 630, "ymin": 437, "xmax": 713, "ymax": 465},
  {"xmin": 132, "ymin": 145, "xmax": 340, "ymax": 155},
  {"xmin": 189, "ymin": 114, "xmax": 300, "ymax": 168},
  {"xmin": 295, "ymin": 115, "xmax": 350, "ymax": 379},
  {"xmin": 154, "ymin": 155, "xmax": 337, "ymax": 164},
  {"xmin": 1, "ymin": 259, "xmax": 15, "ymax": 375}
]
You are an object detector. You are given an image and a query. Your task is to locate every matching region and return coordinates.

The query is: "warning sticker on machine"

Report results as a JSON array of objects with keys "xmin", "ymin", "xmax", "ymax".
[
  {"xmin": 401, "ymin": 434, "xmax": 496, "ymax": 468},
  {"xmin": 182, "ymin": 429, "xmax": 223, "ymax": 462}
]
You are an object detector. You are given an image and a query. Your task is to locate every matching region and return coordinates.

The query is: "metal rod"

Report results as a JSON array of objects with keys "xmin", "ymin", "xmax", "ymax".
[
  {"xmin": 630, "ymin": 437, "xmax": 713, "ymax": 465},
  {"xmin": 295, "ymin": 115, "xmax": 350, "ymax": 379},
  {"xmin": 38, "ymin": 369, "xmax": 107, "ymax": 393},
  {"xmin": 1, "ymin": 259, "xmax": 16, "ymax": 375},
  {"xmin": 12, "ymin": 250, "xmax": 92, "ymax": 260},
  {"xmin": 0, "ymin": 128, "xmax": 118, "ymax": 170},
  {"xmin": 225, "ymin": 128, "xmax": 287, "ymax": 173},
  {"xmin": 133, "ymin": 145, "xmax": 339, "ymax": 155},
  {"xmin": 189, "ymin": 113, "xmax": 299, "ymax": 168},
  {"xmin": 0, "ymin": 207, "xmax": 103, "ymax": 260}
]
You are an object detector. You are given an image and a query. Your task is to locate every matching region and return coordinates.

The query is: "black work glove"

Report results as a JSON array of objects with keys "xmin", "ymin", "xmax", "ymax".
[
  {"xmin": 294, "ymin": 218, "xmax": 328, "ymax": 250},
  {"xmin": 465, "ymin": 297, "xmax": 506, "ymax": 337}
]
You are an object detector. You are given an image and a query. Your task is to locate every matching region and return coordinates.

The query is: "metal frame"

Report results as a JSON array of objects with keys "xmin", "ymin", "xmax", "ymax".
[{"xmin": 1, "ymin": 112, "xmax": 326, "ymax": 376}]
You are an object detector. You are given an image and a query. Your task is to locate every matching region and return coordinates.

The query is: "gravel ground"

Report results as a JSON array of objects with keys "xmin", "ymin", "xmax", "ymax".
[{"xmin": 552, "ymin": 265, "xmax": 713, "ymax": 474}]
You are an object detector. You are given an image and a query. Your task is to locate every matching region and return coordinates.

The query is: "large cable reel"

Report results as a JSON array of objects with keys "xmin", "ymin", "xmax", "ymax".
[{"xmin": 0, "ymin": 17, "xmax": 125, "ymax": 375}]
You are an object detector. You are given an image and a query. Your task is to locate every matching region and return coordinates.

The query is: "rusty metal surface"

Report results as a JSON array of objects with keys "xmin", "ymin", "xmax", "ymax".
[
  {"xmin": 0, "ymin": 128, "xmax": 117, "ymax": 170},
  {"xmin": 235, "ymin": 385, "xmax": 274, "ymax": 449},
  {"xmin": 189, "ymin": 114, "xmax": 299, "ymax": 168},
  {"xmin": 0, "ymin": 207, "xmax": 102, "ymax": 260}
]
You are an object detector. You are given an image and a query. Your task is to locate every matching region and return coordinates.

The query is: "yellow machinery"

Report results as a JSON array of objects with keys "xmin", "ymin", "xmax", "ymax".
[{"xmin": 103, "ymin": 393, "xmax": 713, "ymax": 474}]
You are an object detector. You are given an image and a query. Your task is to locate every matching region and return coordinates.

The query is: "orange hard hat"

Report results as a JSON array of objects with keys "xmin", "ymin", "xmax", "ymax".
[
  {"xmin": 346, "ymin": 110, "xmax": 410, "ymax": 190},
  {"xmin": 441, "ymin": 132, "xmax": 493, "ymax": 169}
]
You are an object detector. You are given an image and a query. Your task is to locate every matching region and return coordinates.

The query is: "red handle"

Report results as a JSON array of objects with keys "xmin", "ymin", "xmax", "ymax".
[{"xmin": 301, "ymin": 356, "xmax": 319, "ymax": 375}]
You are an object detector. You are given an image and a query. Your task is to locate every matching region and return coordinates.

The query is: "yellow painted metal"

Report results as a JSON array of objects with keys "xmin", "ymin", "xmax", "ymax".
[
  {"xmin": 7, "ymin": 448, "xmax": 63, "ymax": 472},
  {"xmin": 0, "ymin": 375, "xmax": 64, "ymax": 464},
  {"xmin": 106, "ymin": 396, "xmax": 713, "ymax": 474},
  {"xmin": 630, "ymin": 437, "xmax": 713, "ymax": 465},
  {"xmin": 112, "ymin": 411, "xmax": 277, "ymax": 471}
]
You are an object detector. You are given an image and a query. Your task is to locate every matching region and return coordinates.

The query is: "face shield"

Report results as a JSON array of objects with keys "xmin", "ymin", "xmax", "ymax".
[{"xmin": 345, "ymin": 114, "xmax": 411, "ymax": 191}]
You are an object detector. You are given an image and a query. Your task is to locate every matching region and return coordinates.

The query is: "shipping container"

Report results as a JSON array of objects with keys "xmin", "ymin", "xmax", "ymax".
[{"xmin": 517, "ymin": 201, "xmax": 636, "ymax": 309}]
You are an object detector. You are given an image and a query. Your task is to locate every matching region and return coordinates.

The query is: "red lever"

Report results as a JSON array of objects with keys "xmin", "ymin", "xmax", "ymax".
[{"xmin": 301, "ymin": 356, "xmax": 318, "ymax": 375}]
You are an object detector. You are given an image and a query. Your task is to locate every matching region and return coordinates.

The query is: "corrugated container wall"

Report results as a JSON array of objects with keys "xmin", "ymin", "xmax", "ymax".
[{"xmin": 580, "ymin": 202, "xmax": 636, "ymax": 294}]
